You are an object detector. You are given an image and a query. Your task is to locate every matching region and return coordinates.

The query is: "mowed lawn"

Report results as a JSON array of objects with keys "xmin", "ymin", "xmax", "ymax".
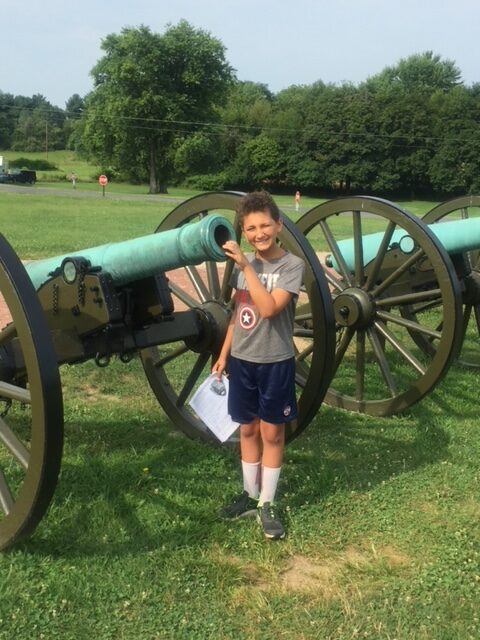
[{"xmin": 0, "ymin": 187, "xmax": 479, "ymax": 639}]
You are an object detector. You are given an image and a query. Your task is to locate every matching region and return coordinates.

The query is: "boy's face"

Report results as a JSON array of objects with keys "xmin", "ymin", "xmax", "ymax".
[{"xmin": 241, "ymin": 210, "xmax": 283, "ymax": 254}]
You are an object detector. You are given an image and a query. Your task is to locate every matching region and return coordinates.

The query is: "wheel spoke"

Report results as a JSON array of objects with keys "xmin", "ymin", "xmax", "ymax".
[
  {"xmin": 366, "ymin": 327, "xmax": 398, "ymax": 397},
  {"xmin": 374, "ymin": 320, "xmax": 426, "ymax": 375},
  {"xmin": 205, "ymin": 261, "xmax": 221, "ymax": 300},
  {"xmin": 294, "ymin": 326, "xmax": 314, "ymax": 339},
  {"xmin": 154, "ymin": 343, "xmax": 189, "ymax": 367},
  {"xmin": 0, "ymin": 417, "xmax": 30, "ymax": 469},
  {"xmin": 460, "ymin": 304, "xmax": 473, "ymax": 344},
  {"xmin": 169, "ymin": 280, "xmax": 202, "ymax": 309},
  {"xmin": 176, "ymin": 351, "xmax": 210, "ymax": 407},
  {"xmin": 406, "ymin": 297, "xmax": 444, "ymax": 315},
  {"xmin": 323, "ymin": 269, "xmax": 346, "ymax": 293},
  {"xmin": 375, "ymin": 288, "xmax": 442, "ymax": 308},
  {"xmin": 184, "ymin": 265, "xmax": 210, "ymax": 303},
  {"xmin": 319, "ymin": 219, "xmax": 353, "ymax": 286},
  {"xmin": 0, "ymin": 470, "xmax": 14, "ymax": 515},
  {"xmin": 355, "ymin": 330, "xmax": 365, "ymax": 401},
  {"xmin": 0, "ymin": 381, "xmax": 31, "ymax": 404},
  {"xmin": 0, "ymin": 323, "xmax": 17, "ymax": 346},
  {"xmin": 220, "ymin": 259, "xmax": 235, "ymax": 302},
  {"xmin": 334, "ymin": 327, "xmax": 355, "ymax": 373},
  {"xmin": 364, "ymin": 221, "xmax": 396, "ymax": 290},
  {"xmin": 296, "ymin": 341, "xmax": 314, "ymax": 361},
  {"xmin": 472, "ymin": 303, "xmax": 480, "ymax": 335},
  {"xmin": 295, "ymin": 302, "xmax": 313, "ymax": 322},
  {"xmin": 376, "ymin": 310, "xmax": 442, "ymax": 340},
  {"xmin": 352, "ymin": 211, "xmax": 365, "ymax": 287},
  {"xmin": 371, "ymin": 247, "xmax": 425, "ymax": 298}
]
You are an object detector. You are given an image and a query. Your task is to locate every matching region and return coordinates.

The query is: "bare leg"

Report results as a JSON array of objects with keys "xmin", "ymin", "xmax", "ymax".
[
  {"xmin": 260, "ymin": 420, "xmax": 285, "ymax": 468},
  {"xmin": 240, "ymin": 418, "xmax": 261, "ymax": 463}
]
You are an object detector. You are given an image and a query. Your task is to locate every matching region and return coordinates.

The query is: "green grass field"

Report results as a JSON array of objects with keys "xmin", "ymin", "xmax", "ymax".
[{"xmin": 0, "ymin": 181, "xmax": 479, "ymax": 639}]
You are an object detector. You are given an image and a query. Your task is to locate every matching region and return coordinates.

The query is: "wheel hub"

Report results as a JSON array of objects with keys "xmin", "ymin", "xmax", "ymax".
[
  {"xmin": 333, "ymin": 287, "xmax": 374, "ymax": 328},
  {"xmin": 185, "ymin": 300, "xmax": 231, "ymax": 354}
]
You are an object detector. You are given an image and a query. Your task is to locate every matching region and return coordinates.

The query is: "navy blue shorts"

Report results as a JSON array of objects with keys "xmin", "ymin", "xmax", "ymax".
[{"xmin": 228, "ymin": 356, "xmax": 298, "ymax": 425}]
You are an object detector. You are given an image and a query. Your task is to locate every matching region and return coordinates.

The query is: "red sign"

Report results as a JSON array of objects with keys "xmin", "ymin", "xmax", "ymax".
[{"xmin": 98, "ymin": 174, "xmax": 108, "ymax": 186}]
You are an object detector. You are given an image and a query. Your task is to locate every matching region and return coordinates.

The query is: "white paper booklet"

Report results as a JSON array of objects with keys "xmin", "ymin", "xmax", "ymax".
[{"xmin": 188, "ymin": 374, "xmax": 239, "ymax": 443}]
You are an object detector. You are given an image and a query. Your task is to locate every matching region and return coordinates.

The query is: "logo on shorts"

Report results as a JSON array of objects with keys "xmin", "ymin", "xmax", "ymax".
[
  {"xmin": 239, "ymin": 305, "xmax": 257, "ymax": 330},
  {"xmin": 283, "ymin": 405, "xmax": 292, "ymax": 417}
]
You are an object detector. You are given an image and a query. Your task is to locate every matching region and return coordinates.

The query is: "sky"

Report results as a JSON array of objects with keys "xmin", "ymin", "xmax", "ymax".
[{"xmin": 2, "ymin": 0, "xmax": 480, "ymax": 108}]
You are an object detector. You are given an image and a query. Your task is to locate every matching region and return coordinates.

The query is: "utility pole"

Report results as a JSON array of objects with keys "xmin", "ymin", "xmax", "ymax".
[{"xmin": 45, "ymin": 120, "xmax": 49, "ymax": 161}]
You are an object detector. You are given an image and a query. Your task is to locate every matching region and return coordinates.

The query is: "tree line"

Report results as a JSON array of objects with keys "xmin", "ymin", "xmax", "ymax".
[{"xmin": 1, "ymin": 21, "xmax": 479, "ymax": 198}]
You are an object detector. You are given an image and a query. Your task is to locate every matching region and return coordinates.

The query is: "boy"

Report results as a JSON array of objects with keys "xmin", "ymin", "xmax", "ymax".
[{"xmin": 212, "ymin": 191, "xmax": 305, "ymax": 540}]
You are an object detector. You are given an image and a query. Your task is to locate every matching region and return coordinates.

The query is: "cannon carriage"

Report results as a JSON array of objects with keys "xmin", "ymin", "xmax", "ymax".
[{"xmin": 1, "ymin": 189, "xmax": 480, "ymax": 551}]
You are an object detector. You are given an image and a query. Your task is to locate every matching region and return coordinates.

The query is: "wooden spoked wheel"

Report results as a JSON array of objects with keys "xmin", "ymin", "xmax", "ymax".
[
  {"xmin": 419, "ymin": 196, "xmax": 480, "ymax": 369},
  {"xmin": 296, "ymin": 196, "xmax": 463, "ymax": 416},
  {"xmin": 140, "ymin": 191, "xmax": 335, "ymax": 445},
  {"xmin": 0, "ymin": 235, "xmax": 63, "ymax": 551}
]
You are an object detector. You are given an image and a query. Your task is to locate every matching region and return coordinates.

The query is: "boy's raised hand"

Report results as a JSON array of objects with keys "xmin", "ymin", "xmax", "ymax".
[{"xmin": 223, "ymin": 240, "xmax": 249, "ymax": 270}]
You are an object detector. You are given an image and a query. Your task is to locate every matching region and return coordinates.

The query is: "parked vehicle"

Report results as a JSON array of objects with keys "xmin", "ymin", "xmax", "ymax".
[{"xmin": 0, "ymin": 169, "xmax": 36, "ymax": 185}]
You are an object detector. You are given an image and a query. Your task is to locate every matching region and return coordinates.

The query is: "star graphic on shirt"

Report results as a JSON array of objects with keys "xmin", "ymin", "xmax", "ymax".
[
  {"xmin": 239, "ymin": 305, "xmax": 257, "ymax": 330},
  {"xmin": 242, "ymin": 310, "xmax": 254, "ymax": 324}
]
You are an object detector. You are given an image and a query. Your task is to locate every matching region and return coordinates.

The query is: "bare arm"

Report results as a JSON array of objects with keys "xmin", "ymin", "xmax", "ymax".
[
  {"xmin": 222, "ymin": 241, "xmax": 293, "ymax": 319},
  {"xmin": 241, "ymin": 263, "xmax": 294, "ymax": 318}
]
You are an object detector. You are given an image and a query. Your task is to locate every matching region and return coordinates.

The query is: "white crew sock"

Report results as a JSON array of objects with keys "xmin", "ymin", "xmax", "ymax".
[
  {"xmin": 241, "ymin": 460, "xmax": 261, "ymax": 499},
  {"xmin": 258, "ymin": 466, "xmax": 282, "ymax": 506}
]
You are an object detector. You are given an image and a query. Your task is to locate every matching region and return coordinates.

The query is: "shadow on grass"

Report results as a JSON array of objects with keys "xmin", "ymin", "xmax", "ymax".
[
  {"xmin": 20, "ymin": 375, "xmax": 458, "ymax": 559},
  {"xmin": 22, "ymin": 413, "xmax": 238, "ymax": 558}
]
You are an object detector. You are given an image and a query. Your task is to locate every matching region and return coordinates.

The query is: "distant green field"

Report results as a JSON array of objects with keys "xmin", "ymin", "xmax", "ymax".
[{"xmin": 0, "ymin": 149, "xmax": 100, "ymax": 182}]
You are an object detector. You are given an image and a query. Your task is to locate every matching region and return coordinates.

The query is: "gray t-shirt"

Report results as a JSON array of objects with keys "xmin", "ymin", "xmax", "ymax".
[{"xmin": 230, "ymin": 251, "xmax": 305, "ymax": 363}]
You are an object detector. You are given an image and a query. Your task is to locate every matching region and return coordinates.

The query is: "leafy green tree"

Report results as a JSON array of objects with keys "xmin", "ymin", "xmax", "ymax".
[
  {"xmin": 82, "ymin": 22, "xmax": 233, "ymax": 192},
  {"xmin": 271, "ymin": 83, "xmax": 322, "ymax": 191},
  {"xmin": 11, "ymin": 95, "xmax": 65, "ymax": 152},
  {"xmin": 64, "ymin": 94, "xmax": 85, "ymax": 151},
  {"xmin": 229, "ymin": 133, "xmax": 284, "ymax": 188},
  {"xmin": 0, "ymin": 92, "xmax": 16, "ymax": 149},
  {"xmin": 216, "ymin": 81, "xmax": 274, "ymax": 183},
  {"xmin": 366, "ymin": 51, "xmax": 462, "ymax": 94},
  {"xmin": 173, "ymin": 132, "xmax": 220, "ymax": 178},
  {"xmin": 429, "ymin": 86, "xmax": 480, "ymax": 194}
]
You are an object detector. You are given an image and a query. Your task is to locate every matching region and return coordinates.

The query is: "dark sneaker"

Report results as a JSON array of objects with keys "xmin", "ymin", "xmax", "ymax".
[
  {"xmin": 219, "ymin": 491, "xmax": 258, "ymax": 519},
  {"xmin": 257, "ymin": 502, "xmax": 285, "ymax": 540}
]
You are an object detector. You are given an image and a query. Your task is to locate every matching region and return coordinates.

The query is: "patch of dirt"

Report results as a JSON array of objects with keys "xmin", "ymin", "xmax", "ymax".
[
  {"xmin": 239, "ymin": 544, "xmax": 410, "ymax": 599},
  {"xmin": 81, "ymin": 384, "xmax": 122, "ymax": 403},
  {"xmin": 278, "ymin": 545, "xmax": 410, "ymax": 596}
]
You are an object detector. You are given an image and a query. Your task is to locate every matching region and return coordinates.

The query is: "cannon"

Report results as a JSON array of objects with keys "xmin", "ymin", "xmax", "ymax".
[
  {"xmin": 0, "ymin": 191, "xmax": 335, "ymax": 550},
  {"xmin": 296, "ymin": 195, "xmax": 480, "ymax": 416},
  {"xmin": 421, "ymin": 195, "xmax": 480, "ymax": 370}
]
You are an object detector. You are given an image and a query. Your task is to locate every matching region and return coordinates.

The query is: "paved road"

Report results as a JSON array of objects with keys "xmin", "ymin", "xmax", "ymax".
[{"xmin": 0, "ymin": 183, "xmax": 186, "ymax": 204}]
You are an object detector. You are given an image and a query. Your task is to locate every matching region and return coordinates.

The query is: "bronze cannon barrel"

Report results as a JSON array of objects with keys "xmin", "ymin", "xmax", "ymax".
[
  {"xmin": 325, "ymin": 216, "xmax": 480, "ymax": 271},
  {"xmin": 25, "ymin": 214, "xmax": 236, "ymax": 290}
]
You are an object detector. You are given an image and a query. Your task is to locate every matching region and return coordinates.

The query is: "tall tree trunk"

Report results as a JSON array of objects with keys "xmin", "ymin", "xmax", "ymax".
[{"xmin": 149, "ymin": 141, "xmax": 167, "ymax": 193}]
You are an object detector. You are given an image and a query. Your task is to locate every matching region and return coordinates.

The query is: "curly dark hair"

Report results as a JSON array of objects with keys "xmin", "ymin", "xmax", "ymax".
[{"xmin": 236, "ymin": 190, "xmax": 280, "ymax": 224}]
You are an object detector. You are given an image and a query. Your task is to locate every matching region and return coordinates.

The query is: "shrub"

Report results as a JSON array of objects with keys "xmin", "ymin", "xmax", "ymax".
[
  {"xmin": 184, "ymin": 172, "xmax": 227, "ymax": 190},
  {"xmin": 9, "ymin": 157, "xmax": 58, "ymax": 171}
]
